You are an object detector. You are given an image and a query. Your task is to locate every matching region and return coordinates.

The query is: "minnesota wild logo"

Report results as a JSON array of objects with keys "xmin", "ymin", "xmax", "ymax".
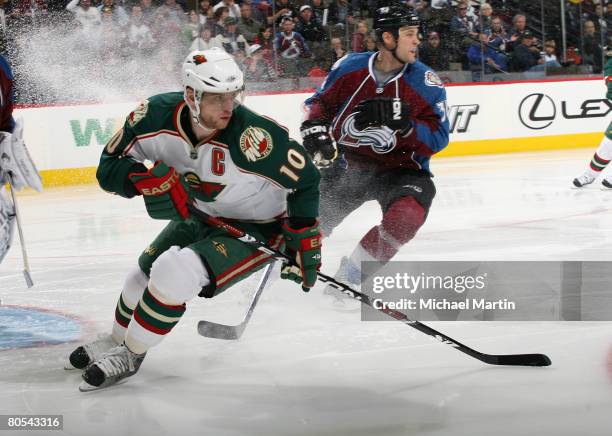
[
  {"xmin": 239, "ymin": 126, "xmax": 273, "ymax": 162},
  {"xmin": 193, "ymin": 54, "xmax": 207, "ymax": 65},
  {"xmin": 127, "ymin": 100, "xmax": 149, "ymax": 127},
  {"xmin": 185, "ymin": 172, "xmax": 226, "ymax": 202}
]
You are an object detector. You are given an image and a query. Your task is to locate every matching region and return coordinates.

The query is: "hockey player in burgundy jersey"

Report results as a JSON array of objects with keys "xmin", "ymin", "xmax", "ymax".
[{"xmin": 301, "ymin": 1, "xmax": 449, "ymax": 303}]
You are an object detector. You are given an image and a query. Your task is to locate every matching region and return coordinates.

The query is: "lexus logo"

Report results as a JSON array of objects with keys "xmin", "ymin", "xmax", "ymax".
[{"xmin": 519, "ymin": 93, "xmax": 556, "ymax": 130}]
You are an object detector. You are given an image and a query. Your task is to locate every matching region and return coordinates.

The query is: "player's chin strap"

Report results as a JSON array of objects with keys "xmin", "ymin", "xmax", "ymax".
[{"xmin": 384, "ymin": 33, "xmax": 407, "ymax": 65}]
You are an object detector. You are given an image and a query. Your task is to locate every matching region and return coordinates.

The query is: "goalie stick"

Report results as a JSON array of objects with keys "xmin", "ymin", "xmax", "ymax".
[
  {"xmin": 198, "ymin": 261, "xmax": 275, "ymax": 340},
  {"xmin": 8, "ymin": 175, "xmax": 33, "ymax": 288},
  {"xmin": 187, "ymin": 204, "xmax": 551, "ymax": 367}
]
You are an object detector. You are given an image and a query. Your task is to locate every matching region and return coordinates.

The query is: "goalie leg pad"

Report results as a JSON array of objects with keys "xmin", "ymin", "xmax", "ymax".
[
  {"xmin": 148, "ymin": 246, "xmax": 210, "ymax": 304},
  {"xmin": 0, "ymin": 119, "xmax": 42, "ymax": 192},
  {"xmin": 0, "ymin": 187, "xmax": 15, "ymax": 263}
]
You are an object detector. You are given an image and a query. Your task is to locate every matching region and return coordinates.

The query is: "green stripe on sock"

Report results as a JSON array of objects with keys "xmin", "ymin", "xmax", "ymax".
[
  {"xmin": 119, "ymin": 295, "xmax": 134, "ymax": 316},
  {"xmin": 141, "ymin": 289, "xmax": 185, "ymax": 318}
]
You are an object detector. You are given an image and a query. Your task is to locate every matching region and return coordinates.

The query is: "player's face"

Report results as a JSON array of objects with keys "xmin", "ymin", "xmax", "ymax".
[
  {"xmin": 396, "ymin": 26, "xmax": 420, "ymax": 64},
  {"xmin": 198, "ymin": 91, "xmax": 240, "ymax": 129}
]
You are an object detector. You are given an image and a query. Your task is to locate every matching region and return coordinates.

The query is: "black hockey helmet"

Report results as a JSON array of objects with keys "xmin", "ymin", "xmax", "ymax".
[{"xmin": 374, "ymin": 1, "xmax": 420, "ymax": 42}]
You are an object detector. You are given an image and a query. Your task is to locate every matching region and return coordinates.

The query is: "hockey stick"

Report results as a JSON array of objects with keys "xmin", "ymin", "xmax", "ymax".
[
  {"xmin": 7, "ymin": 175, "xmax": 33, "ymax": 288},
  {"xmin": 187, "ymin": 204, "xmax": 551, "ymax": 367},
  {"xmin": 198, "ymin": 261, "xmax": 275, "ymax": 340}
]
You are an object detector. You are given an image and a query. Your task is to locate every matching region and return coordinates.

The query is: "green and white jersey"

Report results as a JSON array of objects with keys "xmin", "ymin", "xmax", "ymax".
[{"xmin": 97, "ymin": 92, "xmax": 320, "ymax": 220}]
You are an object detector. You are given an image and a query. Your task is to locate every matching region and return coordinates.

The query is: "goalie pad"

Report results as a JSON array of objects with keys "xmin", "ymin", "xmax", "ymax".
[
  {"xmin": 0, "ymin": 186, "xmax": 15, "ymax": 263},
  {"xmin": 0, "ymin": 118, "xmax": 42, "ymax": 192}
]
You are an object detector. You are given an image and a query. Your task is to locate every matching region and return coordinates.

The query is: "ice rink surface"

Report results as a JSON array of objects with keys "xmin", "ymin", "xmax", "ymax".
[{"xmin": 1, "ymin": 149, "xmax": 611, "ymax": 436}]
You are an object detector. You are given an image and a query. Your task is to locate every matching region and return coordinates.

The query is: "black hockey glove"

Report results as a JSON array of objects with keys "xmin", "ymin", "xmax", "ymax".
[
  {"xmin": 300, "ymin": 119, "xmax": 338, "ymax": 168},
  {"xmin": 353, "ymin": 97, "xmax": 412, "ymax": 133}
]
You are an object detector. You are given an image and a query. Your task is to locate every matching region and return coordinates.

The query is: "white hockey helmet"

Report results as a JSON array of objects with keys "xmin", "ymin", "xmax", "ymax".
[{"xmin": 181, "ymin": 49, "xmax": 245, "ymax": 121}]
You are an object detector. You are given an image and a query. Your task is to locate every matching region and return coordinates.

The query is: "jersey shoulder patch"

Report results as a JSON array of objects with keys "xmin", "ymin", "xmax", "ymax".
[
  {"xmin": 239, "ymin": 126, "xmax": 274, "ymax": 162},
  {"xmin": 424, "ymin": 70, "xmax": 444, "ymax": 88},
  {"xmin": 127, "ymin": 100, "xmax": 149, "ymax": 127}
]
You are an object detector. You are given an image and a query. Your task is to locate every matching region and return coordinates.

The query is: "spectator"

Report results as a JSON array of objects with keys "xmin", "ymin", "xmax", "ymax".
[
  {"xmin": 321, "ymin": 36, "xmax": 346, "ymax": 71},
  {"xmin": 66, "ymin": 0, "xmax": 101, "ymax": 33},
  {"xmin": 328, "ymin": 0, "xmax": 354, "ymax": 30},
  {"xmin": 419, "ymin": 31, "xmax": 450, "ymax": 71},
  {"xmin": 244, "ymin": 44, "xmax": 278, "ymax": 81},
  {"xmin": 507, "ymin": 13, "xmax": 527, "ymax": 51},
  {"xmin": 274, "ymin": 16, "xmax": 311, "ymax": 76},
  {"xmin": 542, "ymin": 39, "xmax": 561, "ymax": 68},
  {"xmin": 126, "ymin": 5, "xmax": 155, "ymax": 53},
  {"xmin": 509, "ymin": 31, "xmax": 542, "ymax": 72},
  {"xmin": 309, "ymin": 0, "xmax": 327, "ymax": 25},
  {"xmin": 252, "ymin": 24, "xmax": 274, "ymax": 60},
  {"xmin": 97, "ymin": 0, "xmax": 129, "ymax": 26},
  {"xmin": 350, "ymin": 19, "xmax": 368, "ymax": 52},
  {"xmin": 189, "ymin": 25, "xmax": 222, "ymax": 51},
  {"xmin": 154, "ymin": 0, "xmax": 184, "ymax": 28},
  {"xmin": 237, "ymin": 3, "xmax": 262, "ymax": 43},
  {"xmin": 582, "ymin": 20, "xmax": 603, "ymax": 73},
  {"xmin": 296, "ymin": 4, "xmax": 326, "ymax": 61},
  {"xmin": 364, "ymin": 32, "xmax": 377, "ymax": 51},
  {"xmin": 450, "ymin": 3, "xmax": 478, "ymax": 64},
  {"xmin": 476, "ymin": 2, "xmax": 494, "ymax": 34},
  {"xmin": 272, "ymin": 0, "xmax": 297, "ymax": 25},
  {"xmin": 240, "ymin": 0, "xmax": 266, "ymax": 23},
  {"xmin": 467, "ymin": 31, "xmax": 508, "ymax": 78},
  {"xmin": 450, "ymin": 3, "xmax": 477, "ymax": 38},
  {"xmin": 99, "ymin": 7, "xmax": 124, "ymax": 62},
  {"xmin": 182, "ymin": 10, "xmax": 202, "ymax": 48},
  {"xmin": 212, "ymin": 0, "xmax": 240, "ymax": 19},
  {"xmin": 211, "ymin": 6, "xmax": 229, "ymax": 36},
  {"xmin": 217, "ymin": 16, "xmax": 250, "ymax": 56},
  {"xmin": 488, "ymin": 15, "xmax": 508, "ymax": 52},
  {"xmin": 197, "ymin": 0, "xmax": 212, "ymax": 26}
]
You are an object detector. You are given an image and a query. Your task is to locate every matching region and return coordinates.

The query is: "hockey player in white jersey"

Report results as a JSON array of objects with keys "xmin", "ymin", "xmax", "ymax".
[
  {"xmin": 0, "ymin": 54, "xmax": 42, "ymax": 265},
  {"xmin": 67, "ymin": 49, "xmax": 321, "ymax": 391}
]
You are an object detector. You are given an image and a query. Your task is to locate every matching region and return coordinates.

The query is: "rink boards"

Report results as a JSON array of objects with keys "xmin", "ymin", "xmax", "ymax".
[{"xmin": 15, "ymin": 77, "xmax": 609, "ymax": 187}]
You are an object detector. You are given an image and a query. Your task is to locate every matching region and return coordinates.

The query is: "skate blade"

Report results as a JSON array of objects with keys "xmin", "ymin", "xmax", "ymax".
[{"xmin": 78, "ymin": 377, "xmax": 129, "ymax": 392}]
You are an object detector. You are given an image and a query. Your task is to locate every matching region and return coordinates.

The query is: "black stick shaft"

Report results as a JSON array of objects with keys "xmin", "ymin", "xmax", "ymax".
[{"xmin": 187, "ymin": 205, "xmax": 551, "ymax": 367}]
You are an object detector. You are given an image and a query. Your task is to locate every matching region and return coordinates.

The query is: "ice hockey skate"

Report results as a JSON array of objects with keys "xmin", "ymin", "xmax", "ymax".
[
  {"xmin": 79, "ymin": 344, "xmax": 146, "ymax": 392},
  {"xmin": 323, "ymin": 256, "xmax": 363, "ymax": 313},
  {"xmin": 572, "ymin": 172, "xmax": 596, "ymax": 188},
  {"xmin": 602, "ymin": 177, "xmax": 612, "ymax": 189},
  {"xmin": 65, "ymin": 333, "xmax": 119, "ymax": 370}
]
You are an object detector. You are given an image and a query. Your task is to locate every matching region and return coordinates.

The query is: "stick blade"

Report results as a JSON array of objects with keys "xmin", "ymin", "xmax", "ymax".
[
  {"xmin": 485, "ymin": 353, "xmax": 552, "ymax": 367},
  {"xmin": 197, "ymin": 320, "xmax": 241, "ymax": 340},
  {"xmin": 23, "ymin": 270, "xmax": 34, "ymax": 288}
]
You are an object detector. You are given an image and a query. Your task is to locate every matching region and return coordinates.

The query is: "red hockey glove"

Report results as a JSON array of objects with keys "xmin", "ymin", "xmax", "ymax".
[
  {"xmin": 280, "ymin": 220, "xmax": 322, "ymax": 292},
  {"xmin": 128, "ymin": 161, "xmax": 190, "ymax": 221}
]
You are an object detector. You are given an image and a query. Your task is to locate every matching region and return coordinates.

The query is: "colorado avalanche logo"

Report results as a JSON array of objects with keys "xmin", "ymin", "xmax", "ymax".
[
  {"xmin": 425, "ymin": 70, "xmax": 444, "ymax": 88},
  {"xmin": 239, "ymin": 126, "xmax": 273, "ymax": 162},
  {"xmin": 338, "ymin": 113, "xmax": 397, "ymax": 154}
]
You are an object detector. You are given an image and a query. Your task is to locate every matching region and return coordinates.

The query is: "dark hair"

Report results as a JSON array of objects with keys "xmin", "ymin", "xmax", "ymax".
[{"xmin": 214, "ymin": 6, "xmax": 228, "ymax": 19}]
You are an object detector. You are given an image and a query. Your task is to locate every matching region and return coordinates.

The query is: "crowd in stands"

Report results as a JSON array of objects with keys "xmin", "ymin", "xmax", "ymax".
[{"xmin": 0, "ymin": 0, "xmax": 609, "ymax": 86}]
